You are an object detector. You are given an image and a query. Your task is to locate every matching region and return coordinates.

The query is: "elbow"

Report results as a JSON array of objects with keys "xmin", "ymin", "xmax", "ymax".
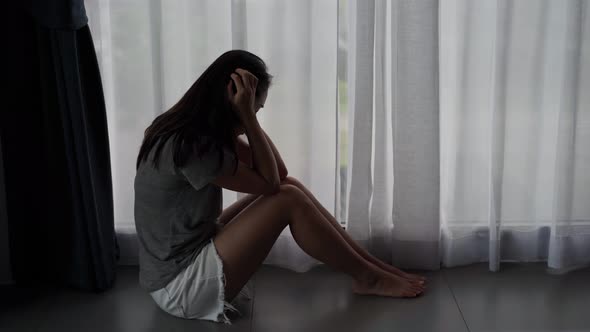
[
  {"xmin": 279, "ymin": 170, "xmax": 288, "ymax": 181},
  {"xmin": 263, "ymin": 180, "xmax": 281, "ymax": 196}
]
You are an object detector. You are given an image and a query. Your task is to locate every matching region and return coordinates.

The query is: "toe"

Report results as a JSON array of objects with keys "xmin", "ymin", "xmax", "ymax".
[
  {"xmin": 411, "ymin": 274, "xmax": 427, "ymax": 281},
  {"xmin": 412, "ymin": 285, "xmax": 424, "ymax": 293},
  {"xmin": 411, "ymin": 282, "xmax": 425, "ymax": 290}
]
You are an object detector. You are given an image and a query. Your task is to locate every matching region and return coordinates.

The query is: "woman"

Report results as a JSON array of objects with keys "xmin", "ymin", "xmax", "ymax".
[{"xmin": 134, "ymin": 50, "xmax": 427, "ymax": 325}]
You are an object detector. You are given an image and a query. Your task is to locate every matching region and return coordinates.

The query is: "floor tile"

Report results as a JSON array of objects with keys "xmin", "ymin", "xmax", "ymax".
[
  {"xmin": 1, "ymin": 267, "xmax": 253, "ymax": 332},
  {"xmin": 251, "ymin": 264, "xmax": 468, "ymax": 332},
  {"xmin": 445, "ymin": 263, "xmax": 590, "ymax": 332}
]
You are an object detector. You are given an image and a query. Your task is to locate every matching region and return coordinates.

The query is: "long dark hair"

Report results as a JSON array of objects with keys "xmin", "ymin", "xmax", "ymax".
[{"xmin": 136, "ymin": 50, "xmax": 272, "ymax": 173}]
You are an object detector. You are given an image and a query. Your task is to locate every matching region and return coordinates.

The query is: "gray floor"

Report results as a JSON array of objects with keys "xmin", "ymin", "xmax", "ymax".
[{"xmin": 1, "ymin": 263, "xmax": 589, "ymax": 332}]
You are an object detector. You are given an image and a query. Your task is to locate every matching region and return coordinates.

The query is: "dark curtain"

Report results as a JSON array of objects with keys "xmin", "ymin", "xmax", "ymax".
[{"xmin": 2, "ymin": 1, "xmax": 119, "ymax": 292}]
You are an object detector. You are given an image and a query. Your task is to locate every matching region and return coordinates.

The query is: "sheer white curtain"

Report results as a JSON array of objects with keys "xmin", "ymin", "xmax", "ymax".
[
  {"xmin": 346, "ymin": 0, "xmax": 441, "ymax": 269},
  {"xmin": 86, "ymin": 0, "xmax": 589, "ymax": 273},
  {"xmin": 346, "ymin": 0, "xmax": 590, "ymax": 272},
  {"xmin": 85, "ymin": 0, "xmax": 337, "ymax": 271},
  {"xmin": 440, "ymin": 0, "xmax": 590, "ymax": 272}
]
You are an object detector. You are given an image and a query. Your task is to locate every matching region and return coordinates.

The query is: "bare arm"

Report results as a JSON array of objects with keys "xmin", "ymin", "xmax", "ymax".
[
  {"xmin": 241, "ymin": 113, "xmax": 280, "ymax": 192},
  {"xmin": 217, "ymin": 130, "xmax": 286, "ymax": 228},
  {"xmin": 211, "ymin": 69, "xmax": 280, "ymax": 195},
  {"xmin": 235, "ymin": 135, "xmax": 253, "ymax": 167},
  {"xmin": 262, "ymin": 130, "xmax": 288, "ymax": 180},
  {"xmin": 235, "ymin": 130, "xmax": 288, "ymax": 180}
]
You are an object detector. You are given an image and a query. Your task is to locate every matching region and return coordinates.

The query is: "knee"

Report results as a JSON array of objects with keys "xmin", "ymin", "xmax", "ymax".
[
  {"xmin": 278, "ymin": 183, "xmax": 303, "ymax": 198},
  {"xmin": 280, "ymin": 176, "xmax": 301, "ymax": 188},
  {"xmin": 277, "ymin": 183, "xmax": 311, "ymax": 207}
]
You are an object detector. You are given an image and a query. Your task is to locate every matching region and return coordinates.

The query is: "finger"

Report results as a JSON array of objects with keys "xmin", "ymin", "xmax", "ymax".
[
  {"xmin": 227, "ymin": 80, "xmax": 234, "ymax": 98},
  {"xmin": 230, "ymin": 73, "xmax": 244, "ymax": 93},
  {"xmin": 235, "ymin": 68, "xmax": 258, "ymax": 89},
  {"xmin": 235, "ymin": 68, "xmax": 252, "ymax": 87},
  {"xmin": 235, "ymin": 68, "xmax": 253, "ymax": 78}
]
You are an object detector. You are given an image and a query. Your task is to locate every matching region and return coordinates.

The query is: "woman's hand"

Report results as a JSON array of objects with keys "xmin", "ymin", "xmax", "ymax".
[{"xmin": 227, "ymin": 68, "xmax": 258, "ymax": 122}]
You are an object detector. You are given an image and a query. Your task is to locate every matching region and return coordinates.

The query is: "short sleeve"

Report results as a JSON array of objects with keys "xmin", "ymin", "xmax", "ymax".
[{"xmin": 178, "ymin": 138, "xmax": 237, "ymax": 190}]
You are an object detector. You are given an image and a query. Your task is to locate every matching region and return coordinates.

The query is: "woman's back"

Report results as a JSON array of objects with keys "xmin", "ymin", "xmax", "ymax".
[{"xmin": 133, "ymin": 134, "xmax": 236, "ymax": 292}]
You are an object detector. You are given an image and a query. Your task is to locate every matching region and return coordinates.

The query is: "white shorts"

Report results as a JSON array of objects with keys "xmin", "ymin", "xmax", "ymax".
[{"xmin": 149, "ymin": 238, "xmax": 252, "ymax": 324}]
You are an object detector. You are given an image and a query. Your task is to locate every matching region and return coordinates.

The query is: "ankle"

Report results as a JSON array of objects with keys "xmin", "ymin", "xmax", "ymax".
[{"xmin": 354, "ymin": 269, "xmax": 381, "ymax": 286}]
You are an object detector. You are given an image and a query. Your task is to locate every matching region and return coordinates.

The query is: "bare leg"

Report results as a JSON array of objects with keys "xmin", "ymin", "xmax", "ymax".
[
  {"xmin": 217, "ymin": 193, "xmax": 259, "ymax": 226},
  {"xmin": 281, "ymin": 176, "xmax": 426, "ymax": 283},
  {"xmin": 217, "ymin": 178, "xmax": 426, "ymax": 284},
  {"xmin": 213, "ymin": 184, "xmax": 424, "ymax": 302}
]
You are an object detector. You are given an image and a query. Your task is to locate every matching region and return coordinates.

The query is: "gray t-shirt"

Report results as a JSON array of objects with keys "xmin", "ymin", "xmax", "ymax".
[{"xmin": 134, "ymin": 134, "xmax": 237, "ymax": 292}]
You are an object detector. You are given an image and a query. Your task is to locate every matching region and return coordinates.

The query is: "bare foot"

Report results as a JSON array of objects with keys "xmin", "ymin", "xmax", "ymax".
[
  {"xmin": 372, "ymin": 267, "xmax": 426, "ymax": 290},
  {"xmin": 382, "ymin": 265, "xmax": 427, "ymax": 284},
  {"xmin": 401, "ymin": 272, "xmax": 427, "ymax": 283},
  {"xmin": 352, "ymin": 274, "xmax": 424, "ymax": 298}
]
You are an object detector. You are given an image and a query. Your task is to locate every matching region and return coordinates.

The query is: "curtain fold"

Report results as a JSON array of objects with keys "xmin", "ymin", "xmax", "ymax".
[
  {"xmin": 347, "ymin": 0, "xmax": 589, "ymax": 272},
  {"xmin": 40, "ymin": 25, "xmax": 119, "ymax": 290},
  {"xmin": 0, "ymin": 134, "xmax": 12, "ymax": 285},
  {"xmin": 346, "ymin": 0, "xmax": 441, "ymax": 269},
  {"xmin": 3, "ymin": 2, "xmax": 118, "ymax": 291},
  {"xmin": 440, "ymin": 0, "xmax": 590, "ymax": 272}
]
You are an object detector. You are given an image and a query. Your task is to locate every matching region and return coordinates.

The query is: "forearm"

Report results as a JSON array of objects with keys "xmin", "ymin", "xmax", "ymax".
[
  {"xmin": 235, "ymin": 135, "xmax": 253, "ymax": 167},
  {"xmin": 262, "ymin": 130, "xmax": 288, "ymax": 180},
  {"xmin": 242, "ymin": 114, "xmax": 280, "ymax": 188},
  {"xmin": 236, "ymin": 131, "xmax": 287, "ymax": 180}
]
